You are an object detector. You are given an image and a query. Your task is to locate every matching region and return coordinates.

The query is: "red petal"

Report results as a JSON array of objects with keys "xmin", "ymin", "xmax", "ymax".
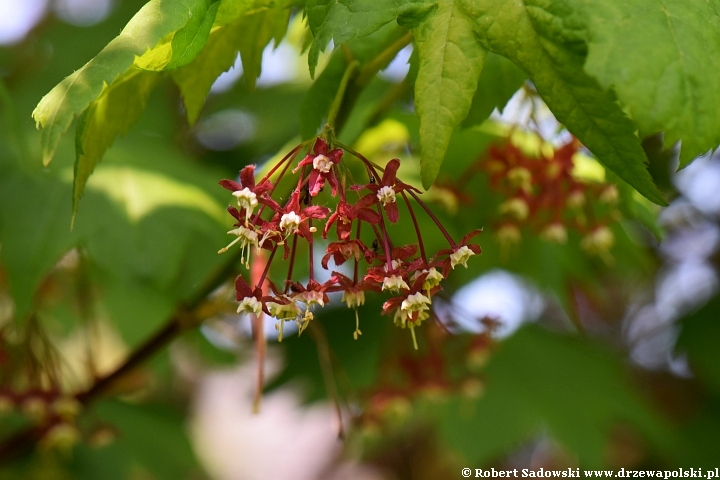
[
  {"xmin": 459, "ymin": 228, "xmax": 483, "ymax": 245},
  {"xmin": 314, "ymin": 138, "xmax": 328, "ymax": 155},
  {"xmin": 321, "ymin": 252, "xmax": 333, "ymax": 270},
  {"xmin": 227, "ymin": 206, "xmax": 243, "ymax": 222},
  {"xmin": 303, "ymin": 205, "xmax": 330, "ymax": 219},
  {"xmin": 327, "ymin": 172, "xmax": 339, "ymax": 197},
  {"xmin": 240, "ymin": 165, "xmax": 256, "ymax": 188},
  {"xmin": 327, "ymin": 148, "xmax": 343, "ymax": 164},
  {"xmin": 293, "ymin": 155, "xmax": 315, "ymax": 173},
  {"xmin": 385, "ymin": 202, "xmax": 399, "ymax": 223},
  {"xmin": 382, "ymin": 159, "xmax": 401, "ymax": 186},
  {"xmin": 254, "ymin": 179, "xmax": 274, "ymax": 195},
  {"xmin": 356, "ymin": 193, "xmax": 378, "ymax": 209},
  {"xmin": 219, "ymin": 179, "xmax": 243, "ymax": 191},
  {"xmin": 259, "ymin": 196, "xmax": 281, "ymax": 211},
  {"xmin": 393, "ymin": 244, "xmax": 417, "ymax": 259},
  {"xmin": 308, "ymin": 169, "xmax": 324, "ymax": 196},
  {"xmin": 285, "ymin": 190, "xmax": 301, "ymax": 213},
  {"xmin": 357, "ymin": 208, "xmax": 380, "ymax": 224},
  {"xmin": 235, "ymin": 275, "xmax": 253, "ymax": 300}
]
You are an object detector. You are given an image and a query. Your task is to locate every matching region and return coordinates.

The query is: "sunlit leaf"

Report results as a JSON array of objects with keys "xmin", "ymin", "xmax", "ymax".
[
  {"xmin": 32, "ymin": 0, "xmax": 208, "ymax": 165},
  {"xmin": 74, "ymin": 68, "xmax": 162, "ymax": 220}
]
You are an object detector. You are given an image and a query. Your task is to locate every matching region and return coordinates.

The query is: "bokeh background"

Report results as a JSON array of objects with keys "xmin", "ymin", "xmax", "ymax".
[{"xmin": 1, "ymin": 1, "xmax": 720, "ymax": 478}]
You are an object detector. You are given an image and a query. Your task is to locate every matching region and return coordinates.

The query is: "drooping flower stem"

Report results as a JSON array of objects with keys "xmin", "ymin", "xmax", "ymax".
[
  {"xmin": 251, "ymin": 249, "xmax": 267, "ymax": 414},
  {"xmin": 284, "ymin": 234, "xmax": 299, "ymax": 294},
  {"xmin": 260, "ymin": 144, "xmax": 304, "ymax": 185},
  {"xmin": 308, "ymin": 220, "xmax": 315, "ymax": 282},
  {"xmin": 407, "ymin": 190, "xmax": 456, "ymax": 247},
  {"xmin": 353, "ymin": 221, "xmax": 362, "ymax": 284},
  {"xmin": 253, "ymin": 145, "xmax": 304, "ymax": 224},
  {"xmin": 256, "ymin": 245, "xmax": 278, "ymax": 288},
  {"xmin": 376, "ymin": 204, "xmax": 394, "ymax": 267},
  {"xmin": 401, "ymin": 191, "xmax": 427, "ymax": 263}
]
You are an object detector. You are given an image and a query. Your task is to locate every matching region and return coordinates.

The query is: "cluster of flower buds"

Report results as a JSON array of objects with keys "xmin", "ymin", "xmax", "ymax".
[
  {"xmin": 218, "ymin": 138, "xmax": 481, "ymax": 348},
  {"xmin": 0, "ymin": 388, "xmax": 81, "ymax": 450},
  {"xmin": 480, "ymin": 138, "xmax": 619, "ymax": 254}
]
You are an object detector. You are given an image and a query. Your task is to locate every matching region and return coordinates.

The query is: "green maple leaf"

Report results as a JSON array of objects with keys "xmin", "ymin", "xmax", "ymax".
[
  {"xmin": 412, "ymin": 0, "xmax": 487, "ymax": 189},
  {"xmin": 174, "ymin": 1, "xmax": 290, "ymax": 123},
  {"xmin": 32, "ymin": 0, "xmax": 208, "ymax": 166},
  {"xmin": 305, "ymin": 0, "xmax": 434, "ymax": 77},
  {"xmin": 166, "ymin": 0, "xmax": 221, "ymax": 70},
  {"xmin": 236, "ymin": 3, "xmax": 291, "ymax": 89},
  {"xmin": 463, "ymin": 0, "xmax": 667, "ymax": 205},
  {"xmin": 73, "ymin": 69, "xmax": 163, "ymax": 221},
  {"xmin": 574, "ymin": 0, "xmax": 720, "ymax": 167}
]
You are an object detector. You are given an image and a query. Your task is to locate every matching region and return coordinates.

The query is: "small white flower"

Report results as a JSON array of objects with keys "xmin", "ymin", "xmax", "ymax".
[
  {"xmin": 268, "ymin": 300, "xmax": 300, "ymax": 320},
  {"xmin": 411, "ymin": 267, "xmax": 444, "ymax": 290},
  {"xmin": 382, "ymin": 275, "xmax": 409, "ymax": 292},
  {"xmin": 218, "ymin": 225, "xmax": 259, "ymax": 268},
  {"xmin": 393, "ymin": 306, "xmax": 430, "ymax": 329},
  {"xmin": 450, "ymin": 245, "xmax": 475, "ymax": 269},
  {"xmin": 401, "ymin": 292, "xmax": 431, "ymax": 313},
  {"xmin": 342, "ymin": 290, "xmax": 365, "ymax": 309},
  {"xmin": 298, "ymin": 290, "xmax": 325, "ymax": 307},
  {"xmin": 232, "ymin": 188, "xmax": 258, "ymax": 224},
  {"xmin": 237, "ymin": 296, "xmax": 262, "ymax": 316},
  {"xmin": 377, "ymin": 185, "xmax": 396, "ymax": 205},
  {"xmin": 312, "ymin": 154, "xmax": 332, "ymax": 173},
  {"xmin": 279, "ymin": 211, "xmax": 302, "ymax": 233}
]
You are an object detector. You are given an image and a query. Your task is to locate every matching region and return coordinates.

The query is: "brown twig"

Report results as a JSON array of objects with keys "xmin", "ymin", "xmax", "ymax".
[{"xmin": 0, "ymin": 248, "xmax": 244, "ymax": 464}]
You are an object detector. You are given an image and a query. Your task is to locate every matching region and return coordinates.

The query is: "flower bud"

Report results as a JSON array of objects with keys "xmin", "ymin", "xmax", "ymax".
[
  {"xmin": 499, "ymin": 198, "xmax": 529, "ymax": 220},
  {"xmin": 581, "ymin": 225, "xmax": 615, "ymax": 254},
  {"xmin": 599, "ymin": 184, "xmax": 619, "ymax": 204},
  {"xmin": 507, "ymin": 167, "xmax": 532, "ymax": 191},
  {"xmin": 51, "ymin": 397, "xmax": 82, "ymax": 421},
  {"xmin": 0, "ymin": 394, "xmax": 14, "ymax": 415},
  {"xmin": 541, "ymin": 222, "xmax": 568, "ymax": 244},
  {"xmin": 496, "ymin": 224, "xmax": 521, "ymax": 247},
  {"xmin": 21, "ymin": 396, "xmax": 47, "ymax": 422},
  {"xmin": 567, "ymin": 189, "xmax": 585, "ymax": 209},
  {"xmin": 41, "ymin": 423, "xmax": 81, "ymax": 451}
]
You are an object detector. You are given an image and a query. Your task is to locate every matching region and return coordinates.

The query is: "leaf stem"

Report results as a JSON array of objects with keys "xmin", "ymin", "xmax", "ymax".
[{"xmin": 326, "ymin": 60, "xmax": 360, "ymax": 135}]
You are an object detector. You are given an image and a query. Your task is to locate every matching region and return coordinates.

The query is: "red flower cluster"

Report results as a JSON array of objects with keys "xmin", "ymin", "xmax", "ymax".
[
  {"xmin": 218, "ymin": 138, "xmax": 481, "ymax": 348},
  {"xmin": 480, "ymin": 138, "xmax": 620, "ymax": 253}
]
